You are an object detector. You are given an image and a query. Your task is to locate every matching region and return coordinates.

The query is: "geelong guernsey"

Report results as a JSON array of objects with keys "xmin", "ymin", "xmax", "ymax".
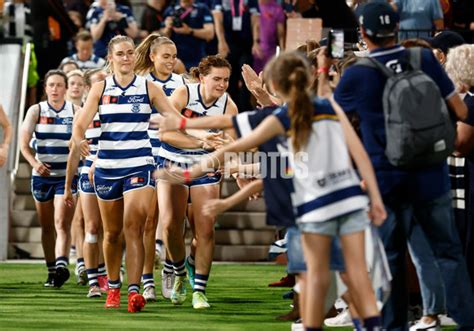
[
  {"xmin": 274, "ymin": 98, "xmax": 368, "ymax": 223},
  {"xmin": 159, "ymin": 83, "xmax": 228, "ymax": 164},
  {"xmin": 81, "ymin": 112, "xmax": 101, "ymax": 176},
  {"xmin": 146, "ymin": 72, "xmax": 185, "ymax": 158},
  {"xmin": 96, "ymin": 75, "xmax": 155, "ymax": 179},
  {"xmin": 61, "ymin": 54, "xmax": 106, "ymax": 70},
  {"xmin": 34, "ymin": 101, "xmax": 75, "ymax": 177}
]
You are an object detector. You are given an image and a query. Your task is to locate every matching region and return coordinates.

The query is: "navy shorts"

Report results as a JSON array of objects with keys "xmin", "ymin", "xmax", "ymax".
[
  {"xmin": 78, "ymin": 174, "xmax": 95, "ymax": 194},
  {"xmin": 160, "ymin": 159, "xmax": 221, "ymax": 188},
  {"xmin": 94, "ymin": 171, "xmax": 155, "ymax": 201},
  {"xmin": 31, "ymin": 176, "xmax": 78, "ymax": 203},
  {"xmin": 287, "ymin": 227, "xmax": 345, "ymax": 274}
]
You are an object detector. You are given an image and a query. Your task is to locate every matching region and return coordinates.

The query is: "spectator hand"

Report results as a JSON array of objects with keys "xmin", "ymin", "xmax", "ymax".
[
  {"xmin": 173, "ymin": 23, "xmax": 192, "ymax": 35},
  {"xmin": 112, "ymin": 12, "xmax": 125, "ymax": 22},
  {"xmin": 242, "ymin": 64, "xmax": 262, "ymax": 91},
  {"xmin": 202, "ymin": 199, "xmax": 230, "ymax": 217},
  {"xmin": 316, "ymin": 47, "xmax": 332, "ymax": 71},
  {"xmin": 368, "ymin": 198, "xmax": 387, "ymax": 226},
  {"xmin": 235, "ymin": 176, "xmax": 261, "ymax": 200},
  {"xmin": 155, "ymin": 113, "xmax": 180, "ymax": 132},
  {"xmin": 218, "ymin": 40, "xmax": 230, "ymax": 58}
]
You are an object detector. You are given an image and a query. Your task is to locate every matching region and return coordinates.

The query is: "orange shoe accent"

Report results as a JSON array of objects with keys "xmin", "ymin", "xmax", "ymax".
[
  {"xmin": 104, "ymin": 288, "xmax": 121, "ymax": 308},
  {"xmin": 128, "ymin": 293, "xmax": 146, "ymax": 313}
]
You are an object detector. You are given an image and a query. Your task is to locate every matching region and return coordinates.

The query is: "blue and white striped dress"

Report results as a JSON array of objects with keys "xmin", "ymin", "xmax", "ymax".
[
  {"xmin": 145, "ymin": 72, "xmax": 185, "ymax": 160},
  {"xmin": 34, "ymin": 101, "xmax": 75, "ymax": 178},
  {"xmin": 95, "ymin": 75, "xmax": 155, "ymax": 179},
  {"xmin": 158, "ymin": 83, "xmax": 228, "ymax": 165}
]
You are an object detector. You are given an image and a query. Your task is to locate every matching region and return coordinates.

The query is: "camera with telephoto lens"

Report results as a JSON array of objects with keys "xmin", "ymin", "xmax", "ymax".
[{"xmin": 172, "ymin": 7, "xmax": 186, "ymax": 28}]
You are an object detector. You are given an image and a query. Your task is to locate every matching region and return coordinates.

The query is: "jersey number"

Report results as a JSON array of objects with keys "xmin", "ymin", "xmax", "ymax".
[{"xmin": 379, "ymin": 15, "xmax": 391, "ymax": 25}]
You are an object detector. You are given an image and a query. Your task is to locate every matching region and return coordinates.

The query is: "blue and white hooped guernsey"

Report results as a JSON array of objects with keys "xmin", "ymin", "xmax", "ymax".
[
  {"xmin": 146, "ymin": 72, "xmax": 185, "ymax": 158},
  {"xmin": 96, "ymin": 75, "xmax": 155, "ymax": 179},
  {"xmin": 64, "ymin": 54, "xmax": 106, "ymax": 70},
  {"xmin": 275, "ymin": 98, "xmax": 369, "ymax": 224},
  {"xmin": 33, "ymin": 101, "xmax": 75, "ymax": 177},
  {"xmin": 80, "ymin": 112, "xmax": 101, "ymax": 176},
  {"xmin": 158, "ymin": 83, "xmax": 228, "ymax": 164}
]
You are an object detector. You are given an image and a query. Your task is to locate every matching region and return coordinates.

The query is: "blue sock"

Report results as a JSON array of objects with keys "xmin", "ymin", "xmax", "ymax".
[
  {"xmin": 163, "ymin": 259, "xmax": 173, "ymax": 275},
  {"xmin": 76, "ymin": 258, "xmax": 85, "ymax": 272},
  {"xmin": 142, "ymin": 273, "xmax": 155, "ymax": 289},
  {"xmin": 46, "ymin": 261, "xmax": 56, "ymax": 275},
  {"xmin": 173, "ymin": 259, "xmax": 186, "ymax": 277},
  {"xmin": 353, "ymin": 318, "xmax": 363, "ymax": 331},
  {"xmin": 98, "ymin": 263, "xmax": 107, "ymax": 277},
  {"xmin": 86, "ymin": 268, "xmax": 99, "ymax": 287},
  {"xmin": 305, "ymin": 328, "xmax": 322, "ymax": 331},
  {"xmin": 363, "ymin": 316, "xmax": 382, "ymax": 331},
  {"xmin": 193, "ymin": 273, "xmax": 209, "ymax": 293},
  {"xmin": 128, "ymin": 283, "xmax": 140, "ymax": 295},
  {"xmin": 108, "ymin": 279, "xmax": 121, "ymax": 289},
  {"xmin": 55, "ymin": 256, "xmax": 68, "ymax": 269}
]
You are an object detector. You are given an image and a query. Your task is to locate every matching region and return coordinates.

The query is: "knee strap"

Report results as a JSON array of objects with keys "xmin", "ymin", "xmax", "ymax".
[{"xmin": 85, "ymin": 232, "xmax": 98, "ymax": 244}]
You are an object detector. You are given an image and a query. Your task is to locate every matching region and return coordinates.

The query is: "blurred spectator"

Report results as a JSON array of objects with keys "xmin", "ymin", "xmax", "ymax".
[
  {"xmin": 68, "ymin": 10, "xmax": 84, "ymax": 30},
  {"xmin": 161, "ymin": 0, "xmax": 214, "ymax": 69},
  {"xmin": 452, "ymin": 0, "xmax": 474, "ymax": 43},
  {"xmin": 30, "ymin": 0, "xmax": 79, "ymax": 86},
  {"xmin": 301, "ymin": 0, "xmax": 359, "ymax": 43},
  {"xmin": 60, "ymin": 30, "xmax": 106, "ymax": 70},
  {"xmin": 2, "ymin": 0, "xmax": 32, "ymax": 41},
  {"xmin": 86, "ymin": 0, "xmax": 138, "ymax": 58},
  {"xmin": 429, "ymin": 30, "xmax": 465, "ymax": 65},
  {"xmin": 445, "ymin": 44, "xmax": 474, "ymax": 288},
  {"xmin": 59, "ymin": 60, "xmax": 79, "ymax": 73},
  {"xmin": 141, "ymin": 0, "xmax": 169, "ymax": 34},
  {"xmin": 393, "ymin": 0, "xmax": 444, "ymax": 40},
  {"xmin": 253, "ymin": 0, "xmax": 285, "ymax": 74},
  {"xmin": 212, "ymin": 0, "xmax": 261, "ymax": 111},
  {"xmin": 64, "ymin": 0, "xmax": 92, "ymax": 21}
]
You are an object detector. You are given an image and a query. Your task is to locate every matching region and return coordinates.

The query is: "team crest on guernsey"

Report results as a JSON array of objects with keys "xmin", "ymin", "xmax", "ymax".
[{"xmin": 132, "ymin": 104, "xmax": 141, "ymax": 113}]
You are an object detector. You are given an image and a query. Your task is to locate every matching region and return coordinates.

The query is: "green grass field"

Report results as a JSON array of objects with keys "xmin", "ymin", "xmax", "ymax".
[
  {"xmin": 0, "ymin": 263, "xmax": 306, "ymax": 330},
  {"xmin": 0, "ymin": 263, "xmax": 458, "ymax": 330}
]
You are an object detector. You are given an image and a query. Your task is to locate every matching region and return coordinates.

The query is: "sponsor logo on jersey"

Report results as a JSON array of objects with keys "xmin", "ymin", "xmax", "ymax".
[
  {"xmin": 128, "ymin": 96, "xmax": 145, "ymax": 104},
  {"xmin": 39, "ymin": 116, "xmax": 55, "ymax": 124},
  {"xmin": 95, "ymin": 184, "xmax": 113, "ymax": 195},
  {"xmin": 132, "ymin": 104, "xmax": 141, "ymax": 113},
  {"xmin": 130, "ymin": 177, "xmax": 145, "ymax": 185}
]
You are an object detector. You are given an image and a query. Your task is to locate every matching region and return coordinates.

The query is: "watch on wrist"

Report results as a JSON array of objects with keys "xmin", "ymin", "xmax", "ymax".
[{"xmin": 189, "ymin": 29, "xmax": 194, "ymax": 36}]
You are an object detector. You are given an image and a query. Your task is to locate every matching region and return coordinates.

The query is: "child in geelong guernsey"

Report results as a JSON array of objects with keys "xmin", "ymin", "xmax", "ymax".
[{"xmin": 155, "ymin": 51, "xmax": 386, "ymax": 330}]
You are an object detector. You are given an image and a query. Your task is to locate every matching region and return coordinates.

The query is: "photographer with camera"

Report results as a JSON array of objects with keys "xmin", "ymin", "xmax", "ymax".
[
  {"xmin": 161, "ymin": 0, "xmax": 214, "ymax": 69},
  {"xmin": 86, "ymin": 0, "xmax": 138, "ymax": 58}
]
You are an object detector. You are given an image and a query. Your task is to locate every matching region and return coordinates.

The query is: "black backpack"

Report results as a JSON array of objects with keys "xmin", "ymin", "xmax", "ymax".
[{"xmin": 355, "ymin": 47, "xmax": 456, "ymax": 169}]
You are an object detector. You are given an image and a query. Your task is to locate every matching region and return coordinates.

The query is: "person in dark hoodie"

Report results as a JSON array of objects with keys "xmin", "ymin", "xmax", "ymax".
[
  {"xmin": 302, "ymin": 0, "xmax": 358, "ymax": 43},
  {"xmin": 30, "ymin": 0, "xmax": 78, "ymax": 93}
]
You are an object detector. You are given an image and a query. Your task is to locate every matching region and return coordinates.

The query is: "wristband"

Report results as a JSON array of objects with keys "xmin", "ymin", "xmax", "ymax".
[
  {"xmin": 189, "ymin": 29, "xmax": 194, "ymax": 36},
  {"xmin": 183, "ymin": 169, "xmax": 191, "ymax": 184},
  {"xmin": 179, "ymin": 117, "xmax": 187, "ymax": 130},
  {"xmin": 317, "ymin": 66, "xmax": 329, "ymax": 74}
]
